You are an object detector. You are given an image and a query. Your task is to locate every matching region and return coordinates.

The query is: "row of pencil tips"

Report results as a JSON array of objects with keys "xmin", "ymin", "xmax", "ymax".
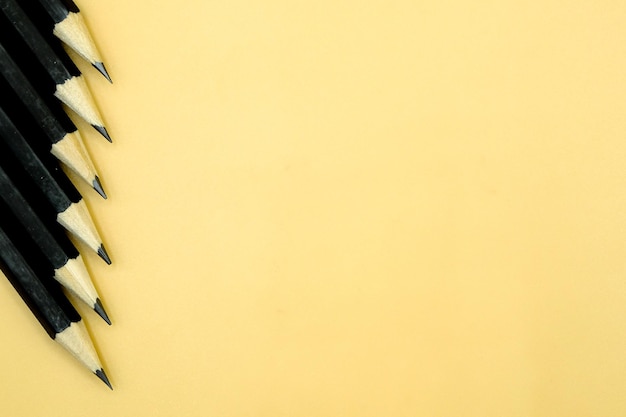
[{"xmin": 0, "ymin": 0, "xmax": 116, "ymax": 389}]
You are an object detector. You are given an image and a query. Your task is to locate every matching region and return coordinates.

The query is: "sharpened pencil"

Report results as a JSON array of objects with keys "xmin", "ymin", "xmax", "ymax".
[
  {"xmin": 0, "ymin": 165, "xmax": 110, "ymax": 323},
  {"xmin": 0, "ymin": 221, "xmax": 111, "ymax": 388},
  {"xmin": 30, "ymin": 0, "xmax": 110, "ymax": 82},
  {"xmin": 0, "ymin": 44, "xmax": 102, "ymax": 190},
  {"xmin": 0, "ymin": 104, "xmax": 111, "ymax": 264},
  {"xmin": 0, "ymin": 0, "xmax": 110, "ymax": 141}
]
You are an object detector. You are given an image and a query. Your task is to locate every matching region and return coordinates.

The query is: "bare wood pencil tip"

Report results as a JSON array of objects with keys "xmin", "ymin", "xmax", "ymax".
[
  {"xmin": 93, "ymin": 125, "xmax": 112, "ymax": 143},
  {"xmin": 98, "ymin": 244, "xmax": 112, "ymax": 265},
  {"xmin": 93, "ymin": 176, "xmax": 107, "ymax": 199},
  {"xmin": 95, "ymin": 368, "xmax": 113, "ymax": 390},
  {"xmin": 94, "ymin": 298, "xmax": 111, "ymax": 325},
  {"xmin": 93, "ymin": 62, "xmax": 112, "ymax": 83}
]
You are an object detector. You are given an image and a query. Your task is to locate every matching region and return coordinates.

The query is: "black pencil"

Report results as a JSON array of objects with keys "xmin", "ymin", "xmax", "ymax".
[
  {"xmin": 27, "ymin": 0, "xmax": 111, "ymax": 82},
  {"xmin": 0, "ymin": 221, "xmax": 111, "ymax": 388},
  {"xmin": 0, "ymin": 165, "xmax": 110, "ymax": 323},
  {"xmin": 0, "ymin": 44, "xmax": 102, "ymax": 192},
  {"xmin": 0, "ymin": 0, "xmax": 110, "ymax": 141},
  {"xmin": 0, "ymin": 104, "xmax": 111, "ymax": 264}
]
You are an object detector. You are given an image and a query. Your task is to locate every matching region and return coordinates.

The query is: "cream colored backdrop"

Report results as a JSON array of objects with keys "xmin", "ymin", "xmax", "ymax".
[{"xmin": 1, "ymin": 1, "xmax": 626, "ymax": 416}]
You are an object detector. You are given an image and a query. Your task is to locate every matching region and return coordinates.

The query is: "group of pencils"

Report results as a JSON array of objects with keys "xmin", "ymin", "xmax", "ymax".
[{"xmin": 0, "ymin": 0, "xmax": 114, "ymax": 388}]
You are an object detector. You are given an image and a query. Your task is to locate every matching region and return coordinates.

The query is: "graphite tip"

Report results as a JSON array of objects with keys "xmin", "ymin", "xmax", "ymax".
[
  {"xmin": 95, "ymin": 368, "xmax": 113, "ymax": 390},
  {"xmin": 93, "ymin": 176, "xmax": 107, "ymax": 199},
  {"xmin": 93, "ymin": 62, "xmax": 112, "ymax": 83},
  {"xmin": 93, "ymin": 125, "xmax": 112, "ymax": 143},
  {"xmin": 94, "ymin": 298, "xmax": 111, "ymax": 325},
  {"xmin": 98, "ymin": 244, "xmax": 112, "ymax": 265}
]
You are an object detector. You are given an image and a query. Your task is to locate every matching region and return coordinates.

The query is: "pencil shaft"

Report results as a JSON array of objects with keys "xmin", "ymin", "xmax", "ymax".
[
  {"xmin": 0, "ymin": 43, "xmax": 65, "ymax": 141},
  {"xmin": 0, "ymin": 172, "xmax": 69, "ymax": 270},
  {"xmin": 0, "ymin": 222, "xmax": 78, "ymax": 338},
  {"xmin": 0, "ymin": 183, "xmax": 70, "ymax": 269},
  {"xmin": 0, "ymin": 100, "xmax": 80, "ymax": 213}
]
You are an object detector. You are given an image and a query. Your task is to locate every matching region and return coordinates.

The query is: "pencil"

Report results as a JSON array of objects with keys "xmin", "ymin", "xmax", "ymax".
[
  {"xmin": 0, "ymin": 105, "xmax": 111, "ymax": 264},
  {"xmin": 30, "ymin": 0, "xmax": 111, "ymax": 82},
  {"xmin": 0, "ymin": 0, "xmax": 111, "ymax": 141},
  {"xmin": 0, "ymin": 44, "xmax": 102, "ymax": 191},
  {"xmin": 0, "ymin": 165, "xmax": 110, "ymax": 323},
  {"xmin": 0, "ymin": 222, "xmax": 112, "ymax": 389}
]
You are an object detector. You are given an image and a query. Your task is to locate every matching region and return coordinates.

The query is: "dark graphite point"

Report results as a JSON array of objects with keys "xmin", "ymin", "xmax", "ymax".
[
  {"xmin": 93, "ymin": 62, "xmax": 112, "ymax": 83},
  {"xmin": 95, "ymin": 368, "xmax": 113, "ymax": 390},
  {"xmin": 98, "ymin": 244, "xmax": 112, "ymax": 265},
  {"xmin": 93, "ymin": 176, "xmax": 107, "ymax": 199},
  {"xmin": 94, "ymin": 298, "xmax": 111, "ymax": 325},
  {"xmin": 93, "ymin": 125, "xmax": 112, "ymax": 143}
]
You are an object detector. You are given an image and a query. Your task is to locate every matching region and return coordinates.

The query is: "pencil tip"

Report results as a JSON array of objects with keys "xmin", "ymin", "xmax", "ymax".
[
  {"xmin": 93, "ymin": 62, "xmax": 112, "ymax": 83},
  {"xmin": 95, "ymin": 368, "xmax": 113, "ymax": 389},
  {"xmin": 94, "ymin": 298, "xmax": 111, "ymax": 325},
  {"xmin": 93, "ymin": 176, "xmax": 107, "ymax": 199},
  {"xmin": 93, "ymin": 125, "xmax": 112, "ymax": 143},
  {"xmin": 98, "ymin": 244, "xmax": 112, "ymax": 265}
]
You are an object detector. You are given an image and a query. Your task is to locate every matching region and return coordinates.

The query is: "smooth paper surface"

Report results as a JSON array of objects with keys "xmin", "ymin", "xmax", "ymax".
[{"xmin": 1, "ymin": 1, "xmax": 626, "ymax": 415}]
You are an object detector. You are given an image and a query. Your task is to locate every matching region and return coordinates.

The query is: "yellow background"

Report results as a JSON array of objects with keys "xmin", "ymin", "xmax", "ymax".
[{"xmin": 1, "ymin": 0, "xmax": 626, "ymax": 415}]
